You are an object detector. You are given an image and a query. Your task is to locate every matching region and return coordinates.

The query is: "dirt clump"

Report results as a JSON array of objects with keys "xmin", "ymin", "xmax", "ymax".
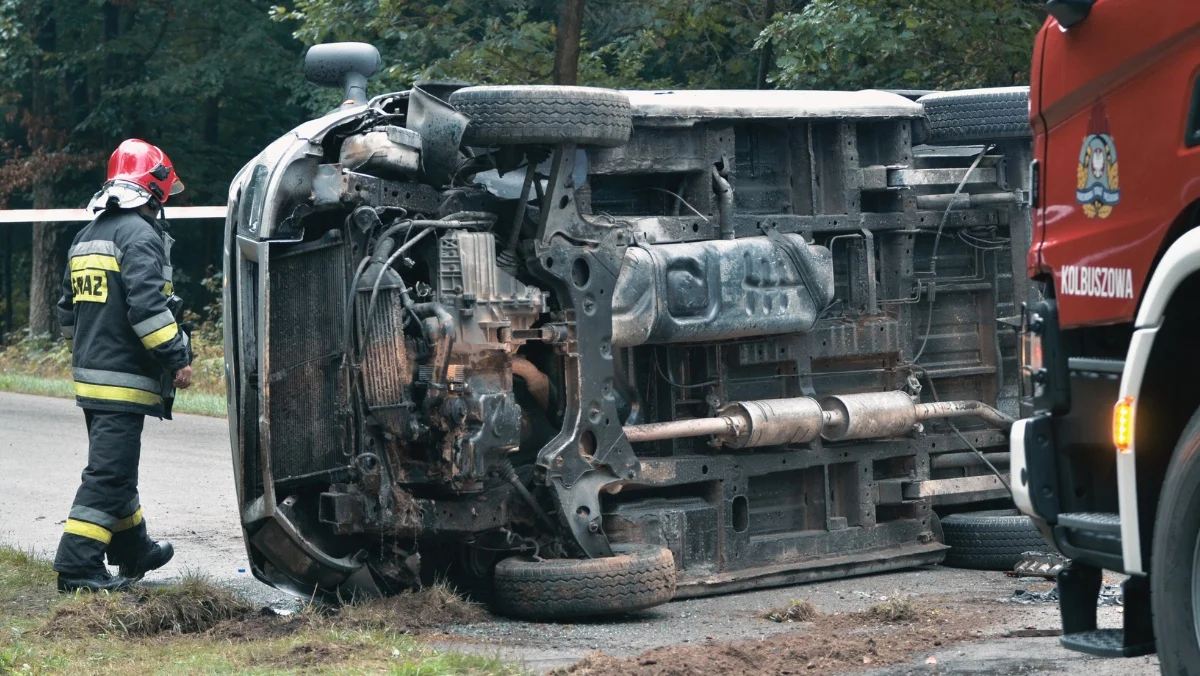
[
  {"xmin": 334, "ymin": 581, "xmax": 487, "ymax": 634},
  {"xmin": 206, "ymin": 607, "xmax": 308, "ymax": 642},
  {"xmin": 867, "ymin": 597, "xmax": 919, "ymax": 623},
  {"xmin": 554, "ymin": 601, "xmax": 999, "ymax": 676},
  {"xmin": 44, "ymin": 575, "xmax": 254, "ymax": 638},
  {"xmin": 763, "ymin": 600, "xmax": 819, "ymax": 623}
]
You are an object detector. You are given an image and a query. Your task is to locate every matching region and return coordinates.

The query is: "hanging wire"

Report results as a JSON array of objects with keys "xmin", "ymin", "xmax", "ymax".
[{"xmin": 912, "ymin": 144, "xmax": 995, "ymax": 364}]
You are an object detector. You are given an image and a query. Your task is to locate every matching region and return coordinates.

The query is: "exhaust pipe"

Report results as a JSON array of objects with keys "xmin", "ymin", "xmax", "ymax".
[{"xmin": 622, "ymin": 391, "xmax": 1013, "ymax": 448}]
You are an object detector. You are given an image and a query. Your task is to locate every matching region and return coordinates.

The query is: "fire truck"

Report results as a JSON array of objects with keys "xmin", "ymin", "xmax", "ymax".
[{"xmin": 1013, "ymin": 0, "xmax": 1200, "ymax": 668}]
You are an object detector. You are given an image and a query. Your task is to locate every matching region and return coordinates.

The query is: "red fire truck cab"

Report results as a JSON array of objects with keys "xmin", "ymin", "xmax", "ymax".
[{"xmin": 1014, "ymin": 0, "xmax": 1200, "ymax": 667}]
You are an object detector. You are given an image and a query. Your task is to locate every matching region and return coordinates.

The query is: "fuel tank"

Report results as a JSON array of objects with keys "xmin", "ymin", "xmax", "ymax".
[{"xmin": 611, "ymin": 234, "xmax": 834, "ymax": 347}]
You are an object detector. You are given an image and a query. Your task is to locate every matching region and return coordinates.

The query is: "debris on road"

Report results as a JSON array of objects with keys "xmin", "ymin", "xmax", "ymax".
[
  {"xmin": 1004, "ymin": 627, "xmax": 1064, "ymax": 638},
  {"xmin": 1007, "ymin": 582, "xmax": 1123, "ymax": 606},
  {"xmin": 868, "ymin": 597, "xmax": 920, "ymax": 623},
  {"xmin": 552, "ymin": 601, "xmax": 996, "ymax": 676},
  {"xmin": 1009, "ymin": 552, "xmax": 1069, "ymax": 579},
  {"xmin": 762, "ymin": 599, "xmax": 818, "ymax": 623}
]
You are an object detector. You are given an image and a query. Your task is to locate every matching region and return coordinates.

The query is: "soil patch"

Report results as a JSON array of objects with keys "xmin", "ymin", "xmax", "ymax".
[
  {"xmin": 335, "ymin": 582, "xmax": 487, "ymax": 634},
  {"xmin": 278, "ymin": 642, "xmax": 357, "ymax": 670},
  {"xmin": 206, "ymin": 607, "xmax": 309, "ymax": 642},
  {"xmin": 44, "ymin": 576, "xmax": 254, "ymax": 638},
  {"xmin": 554, "ymin": 600, "xmax": 1004, "ymax": 676}
]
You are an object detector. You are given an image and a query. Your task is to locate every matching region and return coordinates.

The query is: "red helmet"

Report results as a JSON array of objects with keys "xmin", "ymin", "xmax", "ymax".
[{"xmin": 88, "ymin": 139, "xmax": 185, "ymax": 213}]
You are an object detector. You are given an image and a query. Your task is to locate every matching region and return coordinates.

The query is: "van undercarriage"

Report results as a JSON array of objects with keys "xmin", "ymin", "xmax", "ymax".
[{"xmin": 224, "ymin": 74, "xmax": 1032, "ymax": 616}]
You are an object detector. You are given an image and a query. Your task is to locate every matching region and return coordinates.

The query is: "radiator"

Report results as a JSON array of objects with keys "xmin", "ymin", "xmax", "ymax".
[{"xmin": 266, "ymin": 241, "xmax": 349, "ymax": 483}]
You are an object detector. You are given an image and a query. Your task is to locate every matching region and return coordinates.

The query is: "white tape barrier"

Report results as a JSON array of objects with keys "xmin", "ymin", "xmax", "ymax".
[{"xmin": 0, "ymin": 206, "xmax": 227, "ymax": 224}]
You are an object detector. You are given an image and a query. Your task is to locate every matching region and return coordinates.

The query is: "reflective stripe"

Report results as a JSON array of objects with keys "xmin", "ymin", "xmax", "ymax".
[
  {"xmin": 72, "ymin": 367, "xmax": 160, "ymax": 393},
  {"xmin": 131, "ymin": 310, "xmax": 176, "ymax": 338},
  {"xmin": 114, "ymin": 508, "xmax": 144, "ymax": 532},
  {"xmin": 68, "ymin": 505, "xmax": 119, "ymax": 530},
  {"xmin": 69, "ymin": 253, "xmax": 120, "ymax": 272},
  {"xmin": 64, "ymin": 519, "xmax": 113, "ymax": 544},
  {"xmin": 141, "ymin": 322, "xmax": 179, "ymax": 349},
  {"xmin": 69, "ymin": 240, "xmax": 123, "ymax": 264},
  {"xmin": 123, "ymin": 496, "xmax": 141, "ymax": 517},
  {"xmin": 74, "ymin": 381, "xmax": 162, "ymax": 407}
]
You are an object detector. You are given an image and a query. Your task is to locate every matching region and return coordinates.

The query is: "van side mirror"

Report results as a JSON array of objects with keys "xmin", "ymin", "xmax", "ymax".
[
  {"xmin": 1046, "ymin": 0, "xmax": 1093, "ymax": 28},
  {"xmin": 304, "ymin": 43, "xmax": 381, "ymax": 106}
]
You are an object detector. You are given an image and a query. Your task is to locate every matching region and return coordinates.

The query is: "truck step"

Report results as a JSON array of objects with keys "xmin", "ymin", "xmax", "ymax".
[
  {"xmin": 1057, "ymin": 512, "xmax": 1121, "ymax": 534},
  {"xmin": 1059, "ymin": 629, "xmax": 1155, "ymax": 658}
]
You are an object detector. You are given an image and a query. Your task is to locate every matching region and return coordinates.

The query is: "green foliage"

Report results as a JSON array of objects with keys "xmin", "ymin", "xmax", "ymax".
[
  {"xmin": 0, "ymin": 318, "xmax": 229, "ymax": 416},
  {"xmin": 273, "ymin": 0, "xmax": 807, "ymax": 113},
  {"xmin": 762, "ymin": 0, "xmax": 1043, "ymax": 91}
]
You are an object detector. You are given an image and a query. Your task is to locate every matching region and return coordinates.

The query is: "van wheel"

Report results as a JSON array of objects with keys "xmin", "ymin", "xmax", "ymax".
[
  {"xmin": 1151, "ymin": 407, "xmax": 1200, "ymax": 671},
  {"xmin": 450, "ymin": 85, "xmax": 633, "ymax": 148},
  {"xmin": 940, "ymin": 511, "xmax": 1052, "ymax": 570},
  {"xmin": 917, "ymin": 87, "xmax": 1031, "ymax": 145},
  {"xmin": 492, "ymin": 545, "xmax": 675, "ymax": 620}
]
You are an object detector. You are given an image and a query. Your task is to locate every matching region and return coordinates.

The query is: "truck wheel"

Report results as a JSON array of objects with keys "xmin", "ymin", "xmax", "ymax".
[
  {"xmin": 940, "ymin": 511, "xmax": 1052, "ymax": 570},
  {"xmin": 449, "ymin": 85, "xmax": 633, "ymax": 148},
  {"xmin": 492, "ymin": 545, "xmax": 676, "ymax": 620},
  {"xmin": 917, "ymin": 87, "xmax": 1031, "ymax": 145},
  {"xmin": 1151, "ymin": 407, "xmax": 1200, "ymax": 671}
]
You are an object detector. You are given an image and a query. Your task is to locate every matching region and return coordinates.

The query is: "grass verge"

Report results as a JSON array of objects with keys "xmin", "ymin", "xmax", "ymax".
[
  {"xmin": 0, "ymin": 545, "xmax": 519, "ymax": 675},
  {"xmin": 0, "ymin": 373, "xmax": 227, "ymax": 418}
]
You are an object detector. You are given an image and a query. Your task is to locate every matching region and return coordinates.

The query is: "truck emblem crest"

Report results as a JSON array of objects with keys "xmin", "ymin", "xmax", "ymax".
[{"xmin": 1076, "ymin": 100, "xmax": 1120, "ymax": 219}]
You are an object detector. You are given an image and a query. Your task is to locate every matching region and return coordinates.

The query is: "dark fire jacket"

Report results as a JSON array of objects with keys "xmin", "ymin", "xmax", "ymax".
[{"xmin": 56, "ymin": 209, "xmax": 192, "ymax": 418}]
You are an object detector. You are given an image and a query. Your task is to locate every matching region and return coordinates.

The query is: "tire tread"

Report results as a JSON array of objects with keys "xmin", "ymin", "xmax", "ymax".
[
  {"xmin": 919, "ymin": 87, "xmax": 1031, "ymax": 145},
  {"xmin": 941, "ymin": 512, "xmax": 1051, "ymax": 570},
  {"xmin": 492, "ymin": 546, "xmax": 676, "ymax": 619},
  {"xmin": 450, "ymin": 86, "xmax": 632, "ymax": 147}
]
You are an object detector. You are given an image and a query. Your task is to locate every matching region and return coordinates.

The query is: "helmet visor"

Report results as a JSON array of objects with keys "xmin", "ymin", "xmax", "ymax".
[{"xmin": 169, "ymin": 176, "xmax": 185, "ymax": 195}]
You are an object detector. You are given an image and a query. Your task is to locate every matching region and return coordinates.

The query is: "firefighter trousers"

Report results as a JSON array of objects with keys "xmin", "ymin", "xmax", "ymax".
[{"xmin": 53, "ymin": 410, "xmax": 155, "ymax": 576}]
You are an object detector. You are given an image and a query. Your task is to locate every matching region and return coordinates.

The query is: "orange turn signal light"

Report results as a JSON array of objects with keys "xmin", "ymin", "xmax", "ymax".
[{"xmin": 1114, "ymin": 396, "xmax": 1135, "ymax": 453}]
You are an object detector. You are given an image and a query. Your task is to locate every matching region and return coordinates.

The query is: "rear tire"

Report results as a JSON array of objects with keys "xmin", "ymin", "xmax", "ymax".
[
  {"xmin": 492, "ymin": 545, "xmax": 676, "ymax": 620},
  {"xmin": 1151, "ymin": 406, "xmax": 1200, "ymax": 672},
  {"xmin": 918, "ymin": 87, "xmax": 1031, "ymax": 145},
  {"xmin": 940, "ymin": 511, "xmax": 1052, "ymax": 570},
  {"xmin": 450, "ymin": 85, "xmax": 633, "ymax": 148}
]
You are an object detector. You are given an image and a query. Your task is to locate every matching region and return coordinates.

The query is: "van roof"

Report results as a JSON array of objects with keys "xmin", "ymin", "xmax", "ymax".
[{"xmin": 624, "ymin": 89, "xmax": 924, "ymax": 122}]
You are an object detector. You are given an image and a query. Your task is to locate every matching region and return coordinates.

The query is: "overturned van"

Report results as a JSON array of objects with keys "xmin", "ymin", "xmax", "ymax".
[{"xmin": 223, "ymin": 43, "xmax": 1033, "ymax": 618}]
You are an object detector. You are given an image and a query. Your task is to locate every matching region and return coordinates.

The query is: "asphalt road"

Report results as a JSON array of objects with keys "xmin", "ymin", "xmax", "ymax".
[
  {"xmin": 0, "ymin": 391, "xmax": 1162, "ymax": 675},
  {"xmin": 0, "ymin": 391, "xmax": 284, "ymax": 605}
]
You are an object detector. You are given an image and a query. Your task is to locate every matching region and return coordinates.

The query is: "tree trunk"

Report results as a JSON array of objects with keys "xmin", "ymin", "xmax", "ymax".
[
  {"xmin": 29, "ymin": 184, "xmax": 65, "ymax": 338},
  {"xmin": 553, "ymin": 0, "xmax": 586, "ymax": 85},
  {"xmin": 2, "ymin": 228, "xmax": 12, "ymax": 342},
  {"xmin": 756, "ymin": 0, "xmax": 778, "ymax": 89}
]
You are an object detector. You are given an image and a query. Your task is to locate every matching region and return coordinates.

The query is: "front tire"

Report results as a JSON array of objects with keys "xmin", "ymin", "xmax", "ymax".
[
  {"xmin": 492, "ymin": 545, "xmax": 676, "ymax": 620},
  {"xmin": 1151, "ymin": 406, "xmax": 1200, "ymax": 672}
]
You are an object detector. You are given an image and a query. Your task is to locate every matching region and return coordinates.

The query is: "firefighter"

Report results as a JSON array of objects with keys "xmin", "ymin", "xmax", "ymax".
[{"xmin": 52, "ymin": 139, "xmax": 193, "ymax": 592}]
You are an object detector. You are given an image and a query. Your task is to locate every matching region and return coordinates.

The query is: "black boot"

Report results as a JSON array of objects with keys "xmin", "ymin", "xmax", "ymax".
[
  {"xmin": 118, "ymin": 541, "xmax": 174, "ymax": 581},
  {"xmin": 57, "ymin": 569, "xmax": 134, "ymax": 593}
]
